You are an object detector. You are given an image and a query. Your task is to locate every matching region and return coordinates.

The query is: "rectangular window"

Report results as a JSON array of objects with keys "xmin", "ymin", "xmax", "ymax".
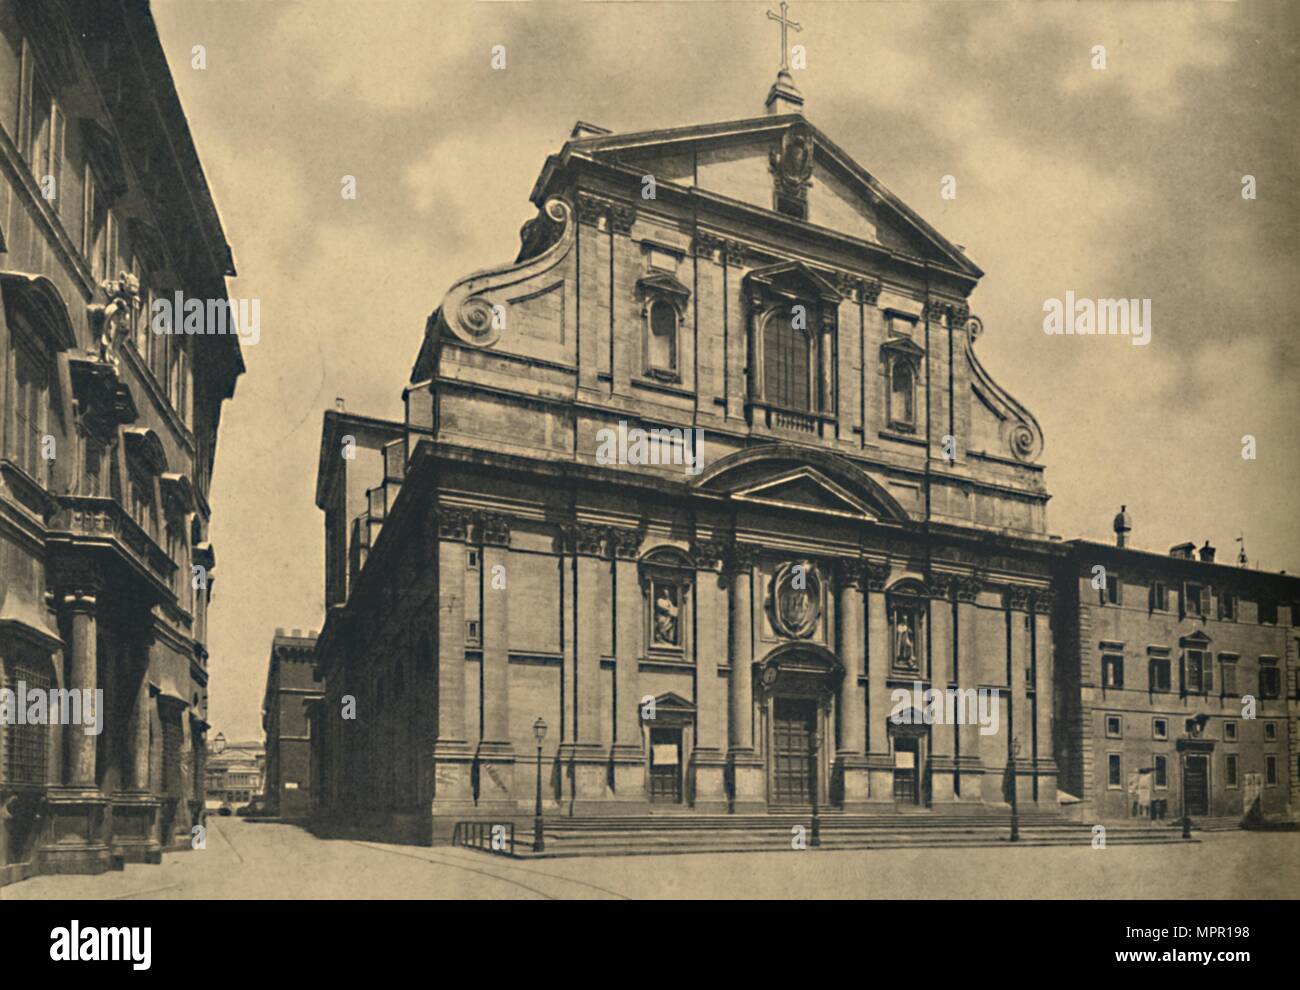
[
  {"xmin": 1220, "ymin": 657, "xmax": 1238, "ymax": 696},
  {"xmin": 1259, "ymin": 661, "xmax": 1280, "ymax": 700},
  {"xmin": 465, "ymin": 619, "xmax": 480, "ymax": 646},
  {"xmin": 466, "ymin": 548, "xmax": 479, "ymax": 571},
  {"xmin": 1149, "ymin": 657, "xmax": 1171, "ymax": 693},
  {"xmin": 1226, "ymin": 754, "xmax": 1238, "ymax": 788},
  {"xmin": 1184, "ymin": 650, "xmax": 1212, "ymax": 695},
  {"xmin": 1184, "ymin": 583, "xmax": 1206, "ymax": 617},
  {"xmin": 1152, "ymin": 718, "xmax": 1168, "ymax": 740},
  {"xmin": 1102, "ymin": 654, "xmax": 1124, "ymax": 689},
  {"xmin": 1105, "ymin": 714, "xmax": 1122, "ymax": 738},
  {"xmin": 1149, "ymin": 581, "xmax": 1168, "ymax": 612},
  {"xmin": 1265, "ymin": 755, "xmax": 1277, "ymax": 786},
  {"xmin": 1223, "ymin": 720, "xmax": 1237, "ymax": 741},
  {"xmin": 1259, "ymin": 600, "xmax": 1278, "ymax": 625},
  {"xmin": 1154, "ymin": 755, "xmax": 1167, "ymax": 788},
  {"xmin": 1107, "ymin": 753, "xmax": 1122, "ymax": 788},
  {"xmin": 1263, "ymin": 721, "xmax": 1277, "ymax": 742},
  {"xmin": 9, "ymin": 331, "xmax": 49, "ymax": 481},
  {"xmin": 1219, "ymin": 593, "xmax": 1236, "ymax": 621},
  {"xmin": 25, "ymin": 67, "xmax": 54, "ymax": 186},
  {"xmin": 1103, "ymin": 573, "xmax": 1120, "ymax": 605}
]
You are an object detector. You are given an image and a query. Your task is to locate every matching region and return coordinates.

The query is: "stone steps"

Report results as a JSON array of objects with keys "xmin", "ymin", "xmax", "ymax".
[{"xmin": 459, "ymin": 813, "xmax": 1188, "ymax": 858}]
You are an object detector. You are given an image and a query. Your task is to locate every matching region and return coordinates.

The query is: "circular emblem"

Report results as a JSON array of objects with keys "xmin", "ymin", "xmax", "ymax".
[
  {"xmin": 769, "ymin": 561, "xmax": 821, "ymax": 639},
  {"xmin": 761, "ymin": 665, "xmax": 780, "ymax": 687}
]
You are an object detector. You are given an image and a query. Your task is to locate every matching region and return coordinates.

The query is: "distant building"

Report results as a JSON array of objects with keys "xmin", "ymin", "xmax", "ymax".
[
  {"xmin": 1054, "ymin": 519, "xmax": 1300, "ymax": 823},
  {"xmin": 204, "ymin": 739, "xmax": 264, "ymax": 809},
  {"xmin": 0, "ymin": 2, "xmax": 242, "ymax": 885},
  {"xmin": 262, "ymin": 630, "xmax": 320, "ymax": 819}
]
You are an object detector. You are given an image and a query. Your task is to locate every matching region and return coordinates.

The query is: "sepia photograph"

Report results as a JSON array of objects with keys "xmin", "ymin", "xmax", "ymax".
[{"xmin": 0, "ymin": 0, "xmax": 1296, "ymax": 972}]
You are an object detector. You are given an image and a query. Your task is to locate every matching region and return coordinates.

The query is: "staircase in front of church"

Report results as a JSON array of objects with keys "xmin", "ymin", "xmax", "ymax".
[{"xmin": 456, "ymin": 809, "xmax": 1191, "ymax": 859}]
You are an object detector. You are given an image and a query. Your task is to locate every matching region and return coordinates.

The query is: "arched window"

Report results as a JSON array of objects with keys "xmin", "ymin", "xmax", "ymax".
[
  {"xmin": 763, "ymin": 306, "xmax": 811, "ymax": 411},
  {"xmin": 648, "ymin": 299, "xmax": 677, "ymax": 375}
]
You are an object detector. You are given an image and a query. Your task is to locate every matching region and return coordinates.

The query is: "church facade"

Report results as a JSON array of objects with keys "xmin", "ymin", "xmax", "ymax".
[{"xmin": 310, "ymin": 72, "xmax": 1092, "ymax": 841}]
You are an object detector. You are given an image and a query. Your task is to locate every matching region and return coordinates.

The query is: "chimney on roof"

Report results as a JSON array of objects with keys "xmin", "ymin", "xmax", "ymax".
[
  {"xmin": 1112, "ymin": 505, "xmax": 1132, "ymax": 547},
  {"xmin": 1199, "ymin": 540, "xmax": 1216, "ymax": 563},
  {"xmin": 291, "ymin": 628, "xmax": 302, "ymax": 638},
  {"xmin": 335, "ymin": 397, "xmax": 345, "ymax": 412},
  {"xmin": 1170, "ymin": 542, "xmax": 1196, "ymax": 559},
  {"xmin": 275, "ymin": 627, "xmax": 284, "ymax": 637}
]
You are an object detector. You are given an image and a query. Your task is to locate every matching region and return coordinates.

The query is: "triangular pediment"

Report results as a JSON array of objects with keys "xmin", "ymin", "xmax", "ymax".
[
  {"xmin": 551, "ymin": 115, "xmax": 980, "ymax": 278},
  {"xmin": 732, "ymin": 467, "xmax": 877, "ymax": 521}
]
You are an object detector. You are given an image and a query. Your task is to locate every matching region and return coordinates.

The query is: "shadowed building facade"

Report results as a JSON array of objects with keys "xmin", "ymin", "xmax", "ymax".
[
  {"xmin": 310, "ymin": 69, "xmax": 1071, "ymax": 842},
  {"xmin": 0, "ymin": 3, "xmax": 241, "ymax": 884},
  {"xmin": 262, "ymin": 629, "xmax": 320, "ymax": 820}
]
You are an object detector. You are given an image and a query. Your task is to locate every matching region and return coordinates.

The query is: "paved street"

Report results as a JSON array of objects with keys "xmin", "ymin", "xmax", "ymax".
[{"xmin": 3, "ymin": 818, "xmax": 1297, "ymax": 900}]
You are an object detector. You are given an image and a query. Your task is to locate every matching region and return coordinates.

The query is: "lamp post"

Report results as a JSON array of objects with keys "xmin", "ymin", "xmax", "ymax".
[
  {"xmin": 1180, "ymin": 747, "xmax": 1191, "ymax": 840},
  {"xmin": 212, "ymin": 732, "xmax": 227, "ymax": 756},
  {"xmin": 1009, "ymin": 737, "xmax": 1021, "ymax": 843},
  {"xmin": 810, "ymin": 715, "xmax": 821, "ymax": 848},
  {"xmin": 532, "ymin": 717, "xmax": 547, "ymax": 853}
]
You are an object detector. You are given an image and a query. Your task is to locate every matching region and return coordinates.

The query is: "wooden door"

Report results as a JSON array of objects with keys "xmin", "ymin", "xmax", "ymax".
[{"xmin": 772, "ymin": 699, "xmax": 816, "ymax": 805}]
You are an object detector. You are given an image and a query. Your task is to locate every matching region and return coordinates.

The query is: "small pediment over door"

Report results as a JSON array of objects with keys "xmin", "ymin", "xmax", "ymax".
[{"xmin": 732, "ymin": 467, "xmax": 876, "ymax": 521}]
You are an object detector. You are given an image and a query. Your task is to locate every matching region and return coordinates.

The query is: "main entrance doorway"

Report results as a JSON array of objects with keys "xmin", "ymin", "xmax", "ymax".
[
  {"xmin": 893, "ymin": 736, "xmax": 920, "ymax": 804},
  {"xmin": 772, "ymin": 698, "xmax": 816, "ymax": 806},
  {"xmin": 1184, "ymin": 754, "xmax": 1209, "ymax": 817}
]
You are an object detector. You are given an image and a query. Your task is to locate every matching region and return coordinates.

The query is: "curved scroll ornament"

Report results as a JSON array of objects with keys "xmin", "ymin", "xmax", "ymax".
[
  {"xmin": 437, "ymin": 197, "xmax": 575, "ymax": 348},
  {"xmin": 964, "ymin": 313, "xmax": 1044, "ymax": 463}
]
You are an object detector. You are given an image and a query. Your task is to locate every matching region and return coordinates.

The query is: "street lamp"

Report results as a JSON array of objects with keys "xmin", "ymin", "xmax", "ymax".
[
  {"xmin": 810, "ymin": 716, "xmax": 820, "ymax": 848},
  {"xmin": 212, "ymin": 732, "xmax": 227, "ymax": 756},
  {"xmin": 532, "ymin": 717, "xmax": 548, "ymax": 852},
  {"xmin": 1009, "ymin": 737, "xmax": 1021, "ymax": 843}
]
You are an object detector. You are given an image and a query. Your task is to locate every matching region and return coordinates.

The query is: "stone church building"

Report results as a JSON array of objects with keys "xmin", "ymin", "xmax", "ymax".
[{"xmin": 310, "ymin": 65, "xmax": 1090, "ymax": 841}]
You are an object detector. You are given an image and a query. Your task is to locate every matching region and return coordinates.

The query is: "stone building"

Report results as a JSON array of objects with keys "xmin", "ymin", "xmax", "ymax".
[
  {"xmin": 262, "ymin": 629, "xmax": 320, "ymax": 819},
  {"xmin": 203, "ymin": 738, "xmax": 263, "ymax": 811},
  {"xmin": 311, "ymin": 65, "xmax": 1069, "ymax": 842},
  {"xmin": 0, "ymin": 3, "xmax": 241, "ymax": 884},
  {"xmin": 1053, "ymin": 514, "xmax": 1299, "ymax": 823}
]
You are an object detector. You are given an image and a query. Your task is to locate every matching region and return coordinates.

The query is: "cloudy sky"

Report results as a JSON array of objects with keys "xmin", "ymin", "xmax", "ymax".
[{"xmin": 150, "ymin": 0, "xmax": 1300, "ymax": 741}]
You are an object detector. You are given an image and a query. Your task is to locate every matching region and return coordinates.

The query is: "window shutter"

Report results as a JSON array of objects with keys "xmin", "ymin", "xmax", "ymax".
[
  {"xmin": 1178, "ymin": 585, "xmax": 1186, "ymax": 618},
  {"xmin": 1179, "ymin": 652, "xmax": 1186, "ymax": 696},
  {"xmin": 1203, "ymin": 655, "xmax": 1213, "ymax": 693},
  {"xmin": 1200, "ymin": 585, "xmax": 1211, "ymax": 617},
  {"xmin": 1149, "ymin": 583, "xmax": 1156, "ymax": 612}
]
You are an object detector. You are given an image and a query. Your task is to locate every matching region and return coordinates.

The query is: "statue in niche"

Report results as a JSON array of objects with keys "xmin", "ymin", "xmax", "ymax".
[
  {"xmin": 654, "ymin": 583, "xmax": 680, "ymax": 646},
  {"xmin": 893, "ymin": 608, "xmax": 918, "ymax": 671}
]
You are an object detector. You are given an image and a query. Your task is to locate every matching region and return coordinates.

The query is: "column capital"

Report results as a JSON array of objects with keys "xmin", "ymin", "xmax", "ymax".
[
  {"xmin": 691, "ymin": 539, "xmax": 728, "ymax": 571},
  {"xmin": 955, "ymin": 572, "xmax": 983, "ymax": 603},
  {"xmin": 608, "ymin": 202, "xmax": 637, "ymax": 235},
  {"xmin": 1003, "ymin": 585, "xmax": 1032, "ymax": 611},
  {"xmin": 928, "ymin": 572, "xmax": 957, "ymax": 600},
  {"xmin": 835, "ymin": 557, "xmax": 867, "ymax": 590},
  {"xmin": 609, "ymin": 525, "xmax": 645, "ymax": 560},
  {"xmin": 1031, "ymin": 587, "xmax": 1055, "ymax": 611},
  {"xmin": 476, "ymin": 511, "xmax": 511, "ymax": 547},
  {"xmin": 726, "ymin": 541, "xmax": 761, "ymax": 572},
  {"xmin": 863, "ymin": 560, "xmax": 891, "ymax": 592},
  {"xmin": 60, "ymin": 588, "xmax": 100, "ymax": 614},
  {"xmin": 559, "ymin": 522, "xmax": 606, "ymax": 557},
  {"xmin": 436, "ymin": 507, "xmax": 471, "ymax": 541}
]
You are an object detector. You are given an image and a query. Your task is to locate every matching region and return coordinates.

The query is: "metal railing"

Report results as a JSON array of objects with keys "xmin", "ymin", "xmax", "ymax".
[{"xmin": 453, "ymin": 821, "xmax": 516, "ymax": 856}]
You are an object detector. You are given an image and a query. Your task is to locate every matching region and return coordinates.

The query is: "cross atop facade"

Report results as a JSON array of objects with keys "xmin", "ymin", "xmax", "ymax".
[{"xmin": 766, "ymin": 1, "xmax": 802, "ymax": 73}]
